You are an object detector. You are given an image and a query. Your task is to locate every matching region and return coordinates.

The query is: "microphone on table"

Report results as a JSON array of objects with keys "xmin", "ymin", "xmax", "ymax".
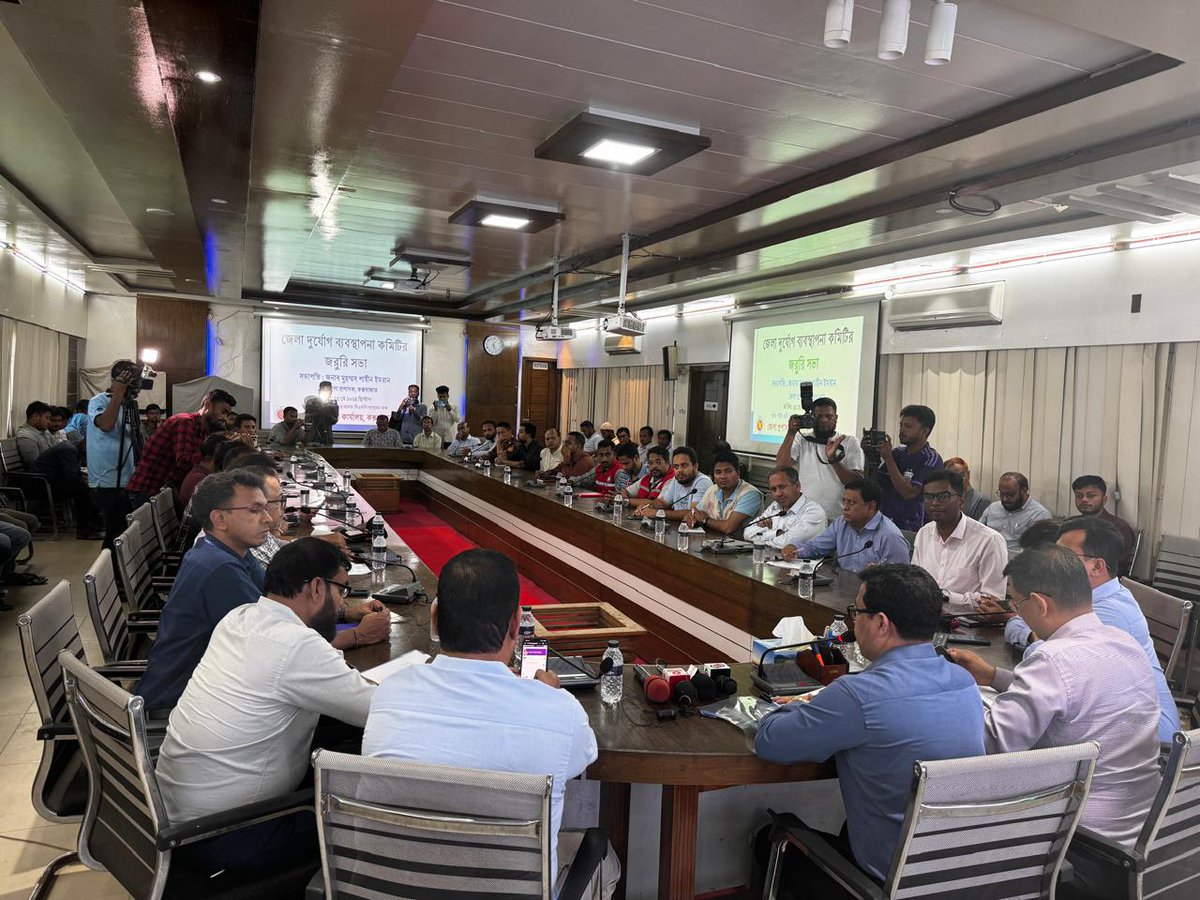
[
  {"xmin": 633, "ymin": 664, "xmax": 672, "ymax": 703},
  {"xmin": 347, "ymin": 552, "xmax": 418, "ymax": 583},
  {"xmin": 756, "ymin": 630, "xmax": 856, "ymax": 678},
  {"xmin": 547, "ymin": 645, "xmax": 600, "ymax": 680},
  {"xmin": 673, "ymin": 680, "xmax": 697, "ymax": 708},
  {"xmin": 790, "ymin": 540, "xmax": 875, "ymax": 575}
]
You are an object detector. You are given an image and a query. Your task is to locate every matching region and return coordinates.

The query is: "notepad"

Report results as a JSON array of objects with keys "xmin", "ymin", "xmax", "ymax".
[{"xmin": 362, "ymin": 650, "xmax": 429, "ymax": 684}]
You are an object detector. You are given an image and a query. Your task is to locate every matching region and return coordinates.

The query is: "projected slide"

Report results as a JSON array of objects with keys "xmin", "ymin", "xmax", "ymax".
[
  {"xmin": 750, "ymin": 315, "xmax": 866, "ymax": 444},
  {"xmin": 260, "ymin": 317, "xmax": 423, "ymax": 431}
]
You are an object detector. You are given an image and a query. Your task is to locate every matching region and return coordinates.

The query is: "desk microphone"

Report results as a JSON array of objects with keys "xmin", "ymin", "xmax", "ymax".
[
  {"xmin": 547, "ymin": 645, "xmax": 600, "ymax": 681},
  {"xmin": 633, "ymin": 664, "xmax": 672, "ymax": 703},
  {"xmin": 756, "ymin": 630, "xmax": 856, "ymax": 678},
  {"xmin": 347, "ymin": 553, "xmax": 419, "ymax": 583},
  {"xmin": 793, "ymin": 540, "xmax": 874, "ymax": 574}
]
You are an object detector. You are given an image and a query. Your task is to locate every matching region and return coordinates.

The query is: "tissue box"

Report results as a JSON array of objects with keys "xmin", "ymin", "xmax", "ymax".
[{"xmin": 752, "ymin": 637, "xmax": 802, "ymax": 666}]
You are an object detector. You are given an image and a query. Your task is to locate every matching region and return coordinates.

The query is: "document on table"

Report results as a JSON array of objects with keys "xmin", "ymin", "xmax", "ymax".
[{"xmin": 362, "ymin": 649, "xmax": 429, "ymax": 684}]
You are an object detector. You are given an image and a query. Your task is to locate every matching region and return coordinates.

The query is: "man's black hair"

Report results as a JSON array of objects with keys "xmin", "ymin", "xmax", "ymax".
[
  {"xmin": 615, "ymin": 442, "xmax": 638, "ymax": 459},
  {"xmin": 923, "ymin": 468, "xmax": 964, "ymax": 495},
  {"xmin": 671, "ymin": 445, "xmax": 698, "ymax": 465},
  {"xmin": 567, "ymin": 431, "xmax": 586, "ymax": 447},
  {"xmin": 1071, "ymin": 475, "xmax": 1107, "ymax": 494},
  {"xmin": 520, "ymin": 421, "xmax": 537, "ymax": 439},
  {"xmin": 899, "ymin": 404, "xmax": 935, "ymax": 432},
  {"xmin": 436, "ymin": 549, "xmax": 520, "ymax": 653},
  {"xmin": 199, "ymin": 432, "xmax": 229, "ymax": 460},
  {"xmin": 234, "ymin": 413, "xmax": 257, "ymax": 428},
  {"xmin": 264, "ymin": 537, "xmax": 347, "ymax": 598},
  {"xmin": 228, "ymin": 452, "xmax": 279, "ymax": 472},
  {"xmin": 435, "ymin": 385, "xmax": 449, "ymax": 394},
  {"xmin": 858, "ymin": 564, "xmax": 944, "ymax": 640},
  {"xmin": 215, "ymin": 440, "xmax": 256, "ymax": 471},
  {"xmin": 580, "ymin": 420, "xmax": 594, "ymax": 429},
  {"xmin": 770, "ymin": 466, "xmax": 800, "ymax": 484},
  {"xmin": 25, "ymin": 401, "xmax": 51, "ymax": 419},
  {"xmin": 283, "ymin": 406, "xmax": 297, "ymax": 416},
  {"xmin": 144, "ymin": 403, "xmax": 163, "ymax": 413},
  {"xmin": 205, "ymin": 389, "xmax": 237, "ymax": 408},
  {"xmin": 596, "ymin": 439, "xmax": 614, "ymax": 451},
  {"xmin": 496, "ymin": 421, "xmax": 512, "ymax": 431},
  {"xmin": 843, "ymin": 478, "xmax": 881, "ymax": 506},
  {"xmin": 712, "ymin": 451, "xmax": 741, "ymax": 471},
  {"xmin": 811, "ymin": 397, "xmax": 837, "ymax": 411},
  {"xmin": 647, "ymin": 445, "xmax": 670, "ymax": 462},
  {"xmin": 1057, "ymin": 516, "xmax": 1124, "ymax": 577},
  {"xmin": 1005, "ymin": 545, "xmax": 1091, "ymax": 610},
  {"xmin": 193, "ymin": 470, "xmax": 265, "ymax": 531}
]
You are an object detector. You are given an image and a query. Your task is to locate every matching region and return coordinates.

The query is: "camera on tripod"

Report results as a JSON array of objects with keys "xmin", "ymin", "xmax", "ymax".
[
  {"xmin": 112, "ymin": 359, "xmax": 157, "ymax": 398},
  {"xmin": 861, "ymin": 428, "xmax": 888, "ymax": 469}
]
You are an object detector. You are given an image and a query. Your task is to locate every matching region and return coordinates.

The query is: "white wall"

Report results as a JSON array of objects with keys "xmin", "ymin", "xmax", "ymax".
[
  {"xmin": 423, "ymin": 316, "xmax": 467, "ymax": 414},
  {"xmin": 558, "ymin": 309, "xmax": 732, "ymax": 369},
  {"xmin": 83, "ymin": 294, "xmax": 137, "ymax": 368},
  {"xmin": 0, "ymin": 251, "xmax": 88, "ymax": 337}
]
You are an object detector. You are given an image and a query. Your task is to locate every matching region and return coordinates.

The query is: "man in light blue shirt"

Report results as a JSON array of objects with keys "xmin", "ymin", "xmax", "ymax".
[
  {"xmin": 1000, "ymin": 517, "xmax": 1179, "ymax": 742},
  {"xmin": 755, "ymin": 564, "xmax": 984, "ymax": 883},
  {"xmin": 637, "ymin": 446, "xmax": 713, "ymax": 520},
  {"xmin": 689, "ymin": 451, "xmax": 762, "ymax": 537},
  {"xmin": 86, "ymin": 362, "xmax": 142, "ymax": 549},
  {"xmin": 363, "ymin": 549, "xmax": 619, "ymax": 897},
  {"xmin": 979, "ymin": 471, "xmax": 1051, "ymax": 557},
  {"xmin": 783, "ymin": 479, "xmax": 911, "ymax": 571}
]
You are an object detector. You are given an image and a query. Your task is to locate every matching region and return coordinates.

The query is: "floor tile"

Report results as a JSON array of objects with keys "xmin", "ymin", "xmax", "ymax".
[{"xmin": 0, "ymin": 761, "xmax": 49, "ymax": 834}]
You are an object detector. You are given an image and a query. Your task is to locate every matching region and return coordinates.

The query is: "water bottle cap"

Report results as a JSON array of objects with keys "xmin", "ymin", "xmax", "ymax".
[
  {"xmin": 607, "ymin": 639, "xmax": 619, "ymax": 647},
  {"xmin": 521, "ymin": 605, "xmax": 532, "ymax": 611}
]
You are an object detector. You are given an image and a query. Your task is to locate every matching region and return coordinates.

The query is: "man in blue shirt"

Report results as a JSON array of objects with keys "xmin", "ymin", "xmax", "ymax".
[
  {"xmin": 363, "ymin": 549, "xmax": 619, "ymax": 897},
  {"xmin": 136, "ymin": 471, "xmax": 272, "ymax": 713},
  {"xmin": 783, "ymin": 479, "xmax": 911, "ymax": 571},
  {"xmin": 871, "ymin": 404, "xmax": 943, "ymax": 533},
  {"xmin": 997, "ymin": 516, "xmax": 1179, "ymax": 742},
  {"xmin": 86, "ymin": 361, "xmax": 142, "ymax": 549},
  {"xmin": 755, "ymin": 564, "xmax": 984, "ymax": 886}
]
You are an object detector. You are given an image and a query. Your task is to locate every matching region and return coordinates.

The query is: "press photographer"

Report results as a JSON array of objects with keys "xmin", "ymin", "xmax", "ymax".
[
  {"xmin": 773, "ymin": 385, "xmax": 864, "ymax": 521},
  {"xmin": 86, "ymin": 359, "xmax": 154, "ymax": 548}
]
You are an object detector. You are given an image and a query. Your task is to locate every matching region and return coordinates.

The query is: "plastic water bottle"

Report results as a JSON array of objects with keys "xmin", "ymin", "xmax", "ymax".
[
  {"xmin": 370, "ymin": 514, "xmax": 387, "ymax": 573},
  {"xmin": 515, "ymin": 606, "xmax": 536, "ymax": 667},
  {"xmin": 563, "ymin": 485, "xmax": 574, "ymax": 508},
  {"xmin": 483, "ymin": 458, "xmax": 492, "ymax": 477},
  {"xmin": 797, "ymin": 560, "xmax": 816, "ymax": 600},
  {"xmin": 503, "ymin": 465, "xmax": 512, "ymax": 485},
  {"xmin": 612, "ymin": 493, "xmax": 624, "ymax": 524},
  {"xmin": 654, "ymin": 509, "xmax": 667, "ymax": 541},
  {"xmin": 752, "ymin": 542, "xmax": 766, "ymax": 566},
  {"xmin": 299, "ymin": 486, "xmax": 310, "ymax": 509},
  {"xmin": 825, "ymin": 614, "xmax": 848, "ymax": 641},
  {"xmin": 676, "ymin": 520, "xmax": 690, "ymax": 552},
  {"xmin": 601, "ymin": 640, "xmax": 623, "ymax": 706},
  {"xmin": 345, "ymin": 496, "xmax": 358, "ymax": 524},
  {"xmin": 289, "ymin": 455, "xmax": 298, "ymax": 480},
  {"xmin": 555, "ymin": 475, "xmax": 566, "ymax": 497},
  {"xmin": 342, "ymin": 469, "xmax": 352, "ymax": 492}
]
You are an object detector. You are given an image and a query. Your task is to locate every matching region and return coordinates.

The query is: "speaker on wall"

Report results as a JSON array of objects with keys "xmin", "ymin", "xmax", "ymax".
[{"xmin": 662, "ymin": 343, "xmax": 678, "ymax": 380}]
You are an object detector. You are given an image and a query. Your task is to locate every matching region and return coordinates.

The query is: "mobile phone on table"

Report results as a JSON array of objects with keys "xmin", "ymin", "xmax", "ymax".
[{"xmin": 519, "ymin": 640, "xmax": 549, "ymax": 679}]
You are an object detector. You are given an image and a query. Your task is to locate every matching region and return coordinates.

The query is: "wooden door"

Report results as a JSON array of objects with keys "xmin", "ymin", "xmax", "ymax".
[{"xmin": 521, "ymin": 357, "xmax": 561, "ymax": 434}]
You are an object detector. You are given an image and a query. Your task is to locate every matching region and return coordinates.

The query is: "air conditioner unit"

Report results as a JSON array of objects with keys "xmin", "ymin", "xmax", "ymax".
[
  {"xmin": 888, "ymin": 282, "xmax": 1004, "ymax": 331},
  {"xmin": 604, "ymin": 333, "xmax": 642, "ymax": 355}
]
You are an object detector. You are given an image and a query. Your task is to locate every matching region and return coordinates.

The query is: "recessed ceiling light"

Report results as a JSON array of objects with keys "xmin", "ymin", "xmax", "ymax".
[
  {"xmin": 582, "ymin": 138, "xmax": 658, "ymax": 166},
  {"xmin": 480, "ymin": 214, "xmax": 532, "ymax": 230},
  {"xmin": 210, "ymin": 198, "xmax": 228, "ymax": 205},
  {"xmin": 145, "ymin": 207, "xmax": 174, "ymax": 216},
  {"xmin": 195, "ymin": 70, "xmax": 221, "ymax": 84}
]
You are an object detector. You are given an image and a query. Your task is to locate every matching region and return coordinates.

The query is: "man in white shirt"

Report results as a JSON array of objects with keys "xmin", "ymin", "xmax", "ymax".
[
  {"xmin": 580, "ymin": 419, "xmax": 600, "ymax": 454},
  {"xmin": 412, "ymin": 415, "xmax": 443, "ymax": 450},
  {"xmin": 979, "ymin": 471, "xmax": 1051, "ymax": 556},
  {"xmin": 539, "ymin": 427, "xmax": 564, "ymax": 473},
  {"xmin": 156, "ymin": 538, "xmax": 376, "ymax": 873},
  {"xmin": 363, "ymin": 549, "xmax": 619, "ymax": 897},
  {"xmin": 429, "ymin": 385, "xmax": 458, "ymax": 445},
  {"xmin": 362, "ymin": 414, "xmax": 403, "ymax": 448},
  {"xmin": 636, "ymin": 425, "xmax": 655, "ymax": 471},
  {"xmin": 773, "ymin": 397, "xmax": 864, "ymax": 520},
  {"xmin": 911, "ymin": 468, "xmax": 1007, "ymax": 613},
  {"xmin": 447, "ymin": 420, "xmax": 480, "ymax": 457},
  {"xmin": 742, "ymin": 466, "xmax": 826, "ymax": 550}
]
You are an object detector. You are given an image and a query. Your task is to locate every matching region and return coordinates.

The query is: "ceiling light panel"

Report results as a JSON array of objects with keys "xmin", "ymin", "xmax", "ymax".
[
  {"xmin": 448, "ymin": 197, "xmax": 564, "ymax": 234},
  {"xmin": 480, "ymin": 214, "xmax": 531, "ymax": 229},
  {"xmin": 535, "ymin": 111, "xmax": 710, "ymax": 176},
  {"xmin": 582, "ymin": 138, "xmax": 658, "ymax": 166}
]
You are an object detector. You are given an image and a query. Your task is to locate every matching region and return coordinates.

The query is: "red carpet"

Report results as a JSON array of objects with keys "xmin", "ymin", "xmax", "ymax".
[{"xmin": 384, "ymin": 506, "xmax": 559, "ymax": 606}]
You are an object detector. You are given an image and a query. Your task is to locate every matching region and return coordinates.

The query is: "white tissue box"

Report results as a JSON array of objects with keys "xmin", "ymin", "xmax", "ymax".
[{"xmin": 752, "ymin": 637, "xmax": 802, "ymax": 665}]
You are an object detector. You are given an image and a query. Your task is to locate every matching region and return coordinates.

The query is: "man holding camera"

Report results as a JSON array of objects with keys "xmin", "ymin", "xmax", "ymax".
[
  {"xmin": 86, "ymin": 360, "xmax": 146, "ymax": 548},
  {"xmin": 303, "ymin": 381, "xmax": 339, "ymax": 445},
  {"xmin": 429, "ymin": 385, "xmax": 458, "ymax": 447},
  {"xmin": 774, "ymin": 396, "xmax": 864, "ymax": 521},
  {"xmin": 868, "ymin": 404, "xmax": 943, "ymax": 533}
]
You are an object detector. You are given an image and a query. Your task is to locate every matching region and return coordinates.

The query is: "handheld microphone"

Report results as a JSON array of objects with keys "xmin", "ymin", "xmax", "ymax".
[
  {"xmin": 690, "ymin": 672, "xmax": 718, "ymax": 703},
  {"xmin": 673, "ymin": 681, "xmax": 697, "ymax": 708},
  {"xmin": 634, "ymin": 664, "xmax": 672, "ymax": 703},
  {"xmin": 756, "ymin": 630, "xmax": 856, "ymax": 678}
]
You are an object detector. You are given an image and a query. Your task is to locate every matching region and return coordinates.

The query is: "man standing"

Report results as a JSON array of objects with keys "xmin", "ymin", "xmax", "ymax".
[
  {"xmin": 688, "ymin": 451, "xmax": 763, "ymax": 536},
  {"xmin": 626, "ymin": 445, "xmax": 674, "ymax": 502},
  {"xmin": 872, "ymin": 404, "xmax": 942, "ymax": 532},
  {"xmin": 141, "ymin": 404, "xmax": 164, "ymax": 442},
  {"xmin": 979, "ymin": 472, "xmax": 1051, "ymax": 556},
  {"xmin": 783, "ymin": 479, "xmax": 911, "ymax": 571},
  {"xmin": 742, "ymin": 467, "xmax": 826, "ymax": 551},
  {"xmin": 636, "ymin": 447, "xmax": 712, "ymax": 520},
  {"xmin": 429, "ymin": 385, "xmax": 458, "ymax": 447},
  {"xmin": 910, "ymin": 469, "xmax": 1007, "ymax": 613},
  {"xmin": 579, "ymin": 420, "xmax": 599, "ymax": 454},
  {"xmin": 1072, "ymin": 475, "xmax": 1136, "ymax": 574},
  {"xmin": 127, "ymin": 389, "xmax": 237, "ymax": 508},
  {"xmin": 156, "ymin": 539, "xmax": 376, "ymax": 873},
  {"xmin": 774, "ymin": 397, "xmax": 864, "ymax": 521},
  {"xmin": 268, "ymin": 406, "xmax": 305, "ymax": 447},
  {"xmin": 950, "ymin": 546, "xmax": 1161, "ymax": 848},
  {"xmin": 362, "ymin": 414, "xmax": 403, "ymax": 448},
  {"xmin": 997, "ymin": 517, "xmax": 1179, "ymax": 742},
  {"xmin": 448, "ymin": 421, "xmax": 480, "ymax": 457},
  {"xmin": 391, "ymin": 384, "xmax": 427, "ymax": 445},
  {"xmin": 538, "ymin": 428, "xmax": 564, "ymax": 473},
  {"xmin": 540, "ymin": 432, "xmax": 594, "ymax": 480},
  {"xmin": 756, "ymin": 565, "xmax": 983, "ymax": 885},
  {"xmin": 412, "ymin": 416, "xmax": 442, "ymax": 451},
  {"xmin": 303, "ymin": 381, "xmax": 339, "ymax": 445},
  {"xmin": 944, "ymin": 457, "xmax": 989, "ymax": 520},
  {"xmin": 636, "ymin": 425, "xmax": 655, "ymax": 470},
  {"xmin": 87, "ymin": 361, "xmax": 144, "ymax": 548},
  {"xmin": 363, "ymin": 549, "xmax": 619, "ymax": 897}
]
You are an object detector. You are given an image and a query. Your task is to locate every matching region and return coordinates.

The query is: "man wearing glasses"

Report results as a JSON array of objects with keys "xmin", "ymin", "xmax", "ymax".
[
  {"xmin": 742, "ymin": 466, "xmax": 827, "ymax": 551},
  {"xmin": 910, "ymin": 468, "xmax": 1008, "ymax": 614},
  {"xmin": 754, "ymin": 564, "xmax": 984, "ymax": 888}
]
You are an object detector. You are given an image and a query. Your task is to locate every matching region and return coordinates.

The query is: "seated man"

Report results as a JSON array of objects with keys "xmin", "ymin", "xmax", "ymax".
[
  {"xmin": 579, "ymin": 419, "xmax": 599, "ymax": 454},
  {"xmin": 943, "ymin": 457, "xmax": 989, "ymax": 520},
  {"xmin": 615, "ymin": 426, "xmax": 632, "ymax": 447},
  {"xmin": 755, "ymin": 564, "xmax": 983, "ymax": 885},
  {"xmin": 412, "ymin": 415, "xmax": 443, "ymax": 451},
  {"xmin": 141, "ymin": 403, "xmax": 164, "ymax": 442},
  {"xmin": 538, "ymin": 428, "xmax": 564, "ymax": 473},
  {"xmin": 1072, "ymin": 474, "xmax": 1136, "ymax": 574},
  {"xmin": 570, "ymin": 439, "xmax": 621, "ymax": 494},
  {"xmin": 179, "ymin": 432, "xmax": 228, "ymax": 508},
  {"xmin": 911, "ymin": 468, "xmax": 1007, "ymax": 613},
  {"xmin": 136, "ymin": 471, "xmax": 273, "ymax": 712},
  {"xmin": 15, "ymin": 400, "xmax": 102, "ymax": 539},
  {"xmin": 634, "ymin": 446, "xmax": 712, "ymax": 520},
  {"xmin": 626, "ymin": 445, "xmax": 673, "ymax": 502},
  {"xmin": 486, "ymin": 421, "xmax": 519, "ymax": 463},
  {"xmin": 447, "ymin": 420, "xmax": 480, "ymax": 457},
  {"xmin": 267, "ymin": 406, "xmax": 305, "ymax": 447},
  {"xmin": 636, "ymin": 425, "xmax": 655, "ymax": 470},
  {"xmin": 539, "ymin": 431, "xmax": 594, "ymax": 481},
  {"xmin": 362, "ymin": 414, "xmax": 403, "ymax": 448},
  {"xmin": 687, "ymin": 451, "xmax": 763, "ymax": 536},
  {"xmin": 783, "ymin": 479, "xmax": 911, "ymax": 571},
  {"xmin": 997, "ymin": 517, "xmax": 1179, "ymax": 742},
  {"xmin": 742, "ymin": 466, "xmax": 826, "ymax": 551},
  {"xmin": 233, "ymin": 413, "xmax": 258, "ymax": 447},
  {"xmin": 512, "ymin": 421, "xmax": 544, "ymax": 472},
  {"xmin": 656, "ymin": 429, "xmax": 673, "ymax": 457},
  {"xmin": 979, "ymin": 471, "xmax": 1050, "ymax": 556},
  {"xmin": 468, "ymin": 420, "xmax": 498, "ymax": 458},
  {"xmin": 363, "ymin": 549, "xmax": 619, "ymax": 897},
  {"xmin": 0, "ymin": 519, "xmax": 34, "ymax": 612},
  {"xmin": 950, "ymin": 546, "xmax": 1161, "ymax": 848},
  {"xmin": 612, "ymin": 442, "xmax": 641, "ymax": 494},
  {"xmin": 155, "ymin": 539, "xmax": 376, "ymax": 872}
]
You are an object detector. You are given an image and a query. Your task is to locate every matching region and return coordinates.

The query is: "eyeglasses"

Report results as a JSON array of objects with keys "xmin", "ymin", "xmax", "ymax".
[
  {"xmin": 323, "ymin": 578, "xmax": 352, "ymax": 599},
  {"xmin": 844, "ymin": 604, "xmax": 877, "ymax": 622},
  {"xmin": 216, "ymin": 504, "xmax": 273, "ymax": 516},
  {"xmin": 922, "ymin": 491, "xmax": 961, "ymax": 503},
  {"xmin": 1011, "ymin": 590, "xmax": 1051, "ymax": 610}
]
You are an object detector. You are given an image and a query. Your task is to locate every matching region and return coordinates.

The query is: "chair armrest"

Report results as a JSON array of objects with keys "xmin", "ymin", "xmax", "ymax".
[
  {"xmin": 1069, "ymin": 827, "xmax": 1144, "ymax": 872},
  {"xmin": 0, "ymin": 485, "xmax": 27, "ymax": 502},
  {"xmin": 127, "ymin": 610, "xmax": 160, "ymax": 623},
  {"xmin": 558, "ymin": 828, "xmax": 608, "ymax": 900},
  {"xmin": 304, "ymin": 871, "xmax": 325, "ymax": 900},
  {"xmin": 127, "ymin": 620, "xmax": 159, "ymax": 634},
  {"xmin": 150, "ymin": 577, "xmax": 176, "ymax": 589},
  {"xmin": 768, "ymin": 813, "xmax": 885, "ymax": 900},
  {"xmin": 36, "ymin": 722, "xmax": 77, "ymax": 741},
  {"xmin": 157, "ymin": 787, "xmax": 314, "ymax": 850},
  {"xmin": 94, "ymin": 662, "xmax": 149, "ymax": 679}
]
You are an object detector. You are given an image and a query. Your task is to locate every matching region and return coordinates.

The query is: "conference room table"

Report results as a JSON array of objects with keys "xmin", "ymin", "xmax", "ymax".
[{"xmin": 295, "ymin": 447, "xmax": 1017, "ymax": 900}]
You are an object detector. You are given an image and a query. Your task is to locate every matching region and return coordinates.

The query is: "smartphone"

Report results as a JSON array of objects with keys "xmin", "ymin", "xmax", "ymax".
[{"xmin": 519, "ymin": 640, "xmax": 549, "ymax": 679}]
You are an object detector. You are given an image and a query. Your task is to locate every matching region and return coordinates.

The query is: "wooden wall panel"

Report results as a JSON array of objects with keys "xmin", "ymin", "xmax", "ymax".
[
  {"xmin": 136, "ymin": 295, "xmax": 208, "ymax": 412},
  {"xmin": 464, "ymin": 322, "xmax": 519, "ymax": 428}
]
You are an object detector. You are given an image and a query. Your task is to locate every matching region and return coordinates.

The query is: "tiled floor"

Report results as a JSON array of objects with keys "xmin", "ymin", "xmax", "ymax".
[{"xmin": 0, "ymin": 537, "xmax": 132, "ymax": 900}]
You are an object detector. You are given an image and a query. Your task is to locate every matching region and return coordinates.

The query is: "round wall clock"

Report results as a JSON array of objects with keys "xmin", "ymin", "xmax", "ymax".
[{"xmin": 483, "ymin": 334, "xmax": 505, "ymax": 356}]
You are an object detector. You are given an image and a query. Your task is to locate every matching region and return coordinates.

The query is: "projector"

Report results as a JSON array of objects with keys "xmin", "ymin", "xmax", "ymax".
[
  {"xmin": 535, "ymin": 324, "xmax": 576, "ymax": 341},
  {"xmin": 602, "ymin": 312, "xmax": 645, "ymax": 336}
]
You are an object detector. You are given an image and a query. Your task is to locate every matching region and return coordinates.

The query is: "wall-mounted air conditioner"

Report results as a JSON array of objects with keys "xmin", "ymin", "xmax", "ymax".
[
  {"xmin": 604, "ymin": 333, "xmax": 642, "ymax": 355},
  {"xmin": 887, "ymin": 282, "xmax": 1004, "ymax": 331}
]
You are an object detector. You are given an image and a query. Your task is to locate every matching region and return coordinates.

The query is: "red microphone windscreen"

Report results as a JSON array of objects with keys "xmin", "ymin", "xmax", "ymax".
[{"xmin": 643, "ymin": 675, "xmax": 672, "ymax": 704}]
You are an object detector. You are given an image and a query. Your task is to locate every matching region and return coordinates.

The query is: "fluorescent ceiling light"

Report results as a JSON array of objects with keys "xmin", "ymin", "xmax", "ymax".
[
  {"xmin": 195, "ymin": 70, "xmax": 221, "ymax": 84},
  {"xmin": 480, "ymin": 214, "xmax": 532, "ymax": 230},
  {"xmin": 824, "ymin": 0, "xmax": 854, "ymax": 48},
  {"xmin": 924, "ymin": 1, "xmax": 957, "ymax": 65},
  {"xmin": 582, "ymin": 138, "xmax": 658, "ymax": 166},
  {"xmin": 263, "ymin": 300, "xmax": 430, "ymax": 325},
  {"xmin": 878, "ymin": 0, "xmax": 911, "ymax": 60}
]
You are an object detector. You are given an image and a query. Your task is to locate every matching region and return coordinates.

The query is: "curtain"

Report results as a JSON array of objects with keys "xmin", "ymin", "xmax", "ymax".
[
  {"xmin": 1158, "ymin": 343, "xmax": 1200, "ymax": 544},
  {"xmin": 560, "ymin": 365, "xmax": 674, "ymax": 436},
  {"xmin": 1, "ymin": 316, "xmax": 69, "ymax": 437}
]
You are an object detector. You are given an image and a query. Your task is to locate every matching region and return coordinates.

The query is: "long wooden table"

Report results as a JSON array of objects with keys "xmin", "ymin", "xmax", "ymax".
[{"xmin": 298, "ymin": 447, "xmax": 1018, "ymax": 900}]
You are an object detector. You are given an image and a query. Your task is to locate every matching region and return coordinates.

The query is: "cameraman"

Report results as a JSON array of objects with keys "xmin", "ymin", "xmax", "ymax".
[
  {"xmin": 87, "ymin": 360, "xmax": 144, "ymax": 549},
  {"xmin": 869, "ymin": 405, "xmax": 943, "ymax": 533},
  {"xmin": 774, "ymin": 397, "xmax": 864, "ymax": 521},
  {"xmin": 303, "ymin": 381, "xmax": 339, "ymax": 445}
]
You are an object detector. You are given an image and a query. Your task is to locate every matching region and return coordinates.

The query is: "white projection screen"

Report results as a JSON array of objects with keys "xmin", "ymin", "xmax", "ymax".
[
  {"xmin": 726, "ymin": 298, "xmax": 881, "ymax": 456},
  {"xmin": 260, "ymin": 315, "xmax": 424, "ymax": 432}
]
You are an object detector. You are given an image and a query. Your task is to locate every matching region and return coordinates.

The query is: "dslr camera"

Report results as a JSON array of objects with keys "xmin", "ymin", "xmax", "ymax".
[
  {"xmin": 111, "ymin": 359, "xmax": 157, "ymax": 398},
  {"xmin": 788, "ymin": 381, "xmax": 816, "ymax": 431},
  {"xmin": 861, "ymin": 428, "xmax": 888, "ymax": 469}
]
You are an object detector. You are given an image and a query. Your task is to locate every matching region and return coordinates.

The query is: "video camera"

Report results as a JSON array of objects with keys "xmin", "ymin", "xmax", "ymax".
[
  {"xmin": 861, "ymin": 427, "xmax": 888, "ymax": 470},
  {"xmin": 111, "ymin": 359, "xmax": 157, "ymax": 398}
]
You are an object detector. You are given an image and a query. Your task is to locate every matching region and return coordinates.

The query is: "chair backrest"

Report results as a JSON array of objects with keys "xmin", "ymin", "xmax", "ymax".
[
  {"xmin": 0, "ymin": 437, "xmax": 25, "ymax": 475},
  {"xmin": 126, "ymin": 503, "xmax": 165, "ymax": 574},
  {"xmin": 61, "ymin": 650, "xmax": 169, "ymax": 899},
  {"xmin": 1129, "ymin": 528, "xmax": 1145, "ymax": 575},
  {"xmin": 1153, "ymin": 535, "xmax": 1200, "ymax": 606},
  {"xmin": 113, "ymin": 523, "xmax": 160, "ymax": 614},
  {"xmin": 1122, "ymin": 576, "xmax": 1192, "ymax": 683},
  {"xmin": 312, "ymin": 749, "xmax": 553, "ymax": 898},
  {"xmin": 18, "ymin": 580, "xmax": 85, "ymax": 731},
  {"xmin": 1135, "ymin": 728, "xmax": 1200, "ymax": 897},
  {"xmin": 883, "ymin": 742, "xmax": 1099, "ymax": 899},
  {"xmin": 85, "ymin": 549, "xmax": 137, "ymax": 665},
  {"xmin": 149, "ymin": 489, "xmax": 179, "ymax": 556}
]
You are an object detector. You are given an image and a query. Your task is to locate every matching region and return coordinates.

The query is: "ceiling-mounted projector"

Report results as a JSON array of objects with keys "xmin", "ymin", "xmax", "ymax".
[
  {"xmin": 535, "ymin": 324, "xmax": 576, "ymax": 341},
  {"xmin": 602, "ymin": 312, "xmax": 645, "ymax": 336}
]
